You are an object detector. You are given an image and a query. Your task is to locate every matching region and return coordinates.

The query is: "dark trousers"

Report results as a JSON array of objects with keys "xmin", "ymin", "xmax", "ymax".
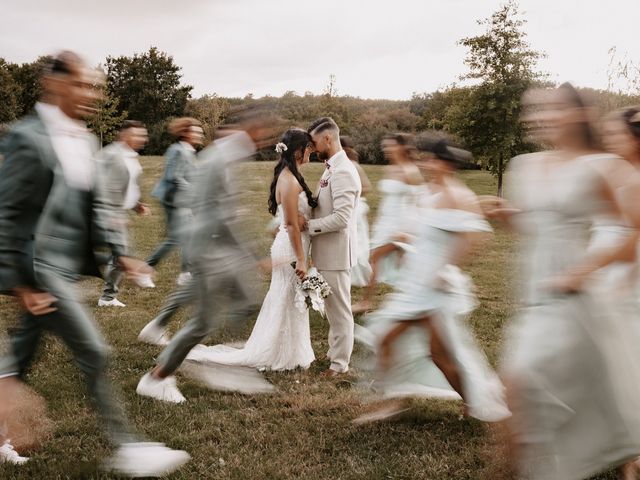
[
  {"xmin": 100, "ymin": 256, "xmax": 124, "ymax": 301},
  {"xmin": 0, "ymin": 271, "xmax": 138, "ymax": 445},
  {"xmin": 157, "ymin": 255, "xmax": 259, "ymax": 376},
  {"xmin": 147, "ymin": 203, "xmax": 189, "ymax": 272}
]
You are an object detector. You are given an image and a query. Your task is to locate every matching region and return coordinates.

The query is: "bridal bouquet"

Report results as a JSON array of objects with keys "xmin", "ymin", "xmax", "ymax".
[{"xmin": 292, "ymin": 265, "xmax": 332, "ymax": 317}]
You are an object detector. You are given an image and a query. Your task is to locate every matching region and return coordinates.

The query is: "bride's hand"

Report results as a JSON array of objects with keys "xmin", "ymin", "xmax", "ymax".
[{"xmin": 295, "ymin": 259, "xmax": 307, "ymax": 279}]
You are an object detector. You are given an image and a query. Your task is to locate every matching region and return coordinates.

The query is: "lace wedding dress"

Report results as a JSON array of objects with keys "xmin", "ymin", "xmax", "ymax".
[{"xmin": 186, "ymin": 192, "xmax": 315, "ymax": 371}]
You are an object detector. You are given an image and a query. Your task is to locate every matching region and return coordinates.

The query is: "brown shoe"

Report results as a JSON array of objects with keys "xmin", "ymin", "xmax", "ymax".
[{"xmin": 321, "ymin": 368, "xmax": 345, "ymax": 378}]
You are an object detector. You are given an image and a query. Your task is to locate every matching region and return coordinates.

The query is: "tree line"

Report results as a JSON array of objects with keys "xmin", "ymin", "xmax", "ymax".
[{"xmin": 0, "ymin": 1, "xmax": 638, "ymax": 192}]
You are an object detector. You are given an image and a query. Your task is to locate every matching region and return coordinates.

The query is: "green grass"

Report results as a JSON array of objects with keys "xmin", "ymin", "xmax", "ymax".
[{"xmin": 0, "ymin": 161, "xmax": 617, "ymax": 479}]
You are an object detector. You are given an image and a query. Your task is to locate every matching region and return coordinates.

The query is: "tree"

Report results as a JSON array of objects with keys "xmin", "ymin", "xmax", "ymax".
[
  {"xmin": 105, "ymin": 47, "xmax": 193, "ymax": 153},
  {"xmin": 7, "ymin": 56, "xmax": 50, "ymax": 117},
  {"xmin": 607, "ymin": 47, "xmax": 640, "ymax": 97},
  {"xmin": 86, "ymin": 89, "xmax": 128, "ymax": 146},
  {"xmin": 0, "ymin": 59, "xmax": 20, "ymax": 124},
  {"xmin": 455, "ymin": 0, "xmax": 543, "ymax": 195},
  {"xmin": 184, "ymin": 94, "xmax": 230, "ymax": 144}
]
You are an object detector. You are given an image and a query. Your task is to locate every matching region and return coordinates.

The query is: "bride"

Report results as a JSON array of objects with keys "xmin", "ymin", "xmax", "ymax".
[{"xmin": 186, "ymin": 128, "xmax": 317, "ymax": 371}]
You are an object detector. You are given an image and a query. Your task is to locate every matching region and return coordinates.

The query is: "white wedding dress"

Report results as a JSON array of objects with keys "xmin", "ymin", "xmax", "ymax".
[{"xmin": 186, "ymin": 192, "xmax": 315, "ymax": 371}]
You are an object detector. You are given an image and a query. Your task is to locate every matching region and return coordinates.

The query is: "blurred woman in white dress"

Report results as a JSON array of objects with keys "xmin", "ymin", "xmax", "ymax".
[
  {"xmin": 340, "ymin": 136, "xmax": 373, "ymax": 287},
  {"xmin": 355, "ymin": 139, "xmax": 509, "ymax": 424},
  {"xmin": 487, "ymin": 85, "xmax": 640, "ymax": 480},
  {"xmin": 352, "ymin": 133, "xmax": 423, "ymax": 313}
]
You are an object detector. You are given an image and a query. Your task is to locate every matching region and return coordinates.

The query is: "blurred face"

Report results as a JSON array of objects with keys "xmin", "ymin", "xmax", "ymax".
[
  {"xmin": 415, "ymin": 152, "xmax": 433, "ymax": 178},
  {"xmin": 46, "ymin": 64, "xmax": 102, "ymax": 120},
  {"xmin": 603, "ymin": 118, "xmax": 639, "ymax": 160},
  {"xmin": 425, "ymin": 156, "xmax": 453, "ymax": 177},
  {"xmin": 382, "ymin": 139, "xmax": 404, "ymax": 164},
  {"xmin": 122, "ymin": 127, "xmax": 148, "ymax": 152},
  {"xmin": 522, "ymin": 88, "xmax": 589, "ymax": 149},
  {"xmin": 185, "ymin": 126, "xmax": 204, "ymax": 147}
]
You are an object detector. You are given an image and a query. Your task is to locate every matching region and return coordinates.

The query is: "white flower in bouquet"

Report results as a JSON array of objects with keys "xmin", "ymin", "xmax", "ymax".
[{"xmin": 292, "ymin": 265, "xmax": 332, "ymax": 317}]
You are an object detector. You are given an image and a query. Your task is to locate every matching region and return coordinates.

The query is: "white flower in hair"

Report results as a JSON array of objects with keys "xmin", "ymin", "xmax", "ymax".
[{"xmin": 275, "ymin": 142, "xmax": 288, "ymax": 153}]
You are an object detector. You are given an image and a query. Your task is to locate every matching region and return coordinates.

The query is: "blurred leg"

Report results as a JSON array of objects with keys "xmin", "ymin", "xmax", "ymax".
[
  {"xmin": 100, "ymin": 256, "xmax": 124, "ymax": 302},
  {"xmin": 39, "ymin": 271, "xmax": 138, "ymax": 445},
  {"xmin": 147, "ymin": 204, "xmax": 178, "ymax": 268},
  {"xmin": 156, "ymin": 271, "xmax": 226, "ymax": 377},
  {"xmin": 154, "ymin": 280, "xmax": 196, "ymax": 329}
]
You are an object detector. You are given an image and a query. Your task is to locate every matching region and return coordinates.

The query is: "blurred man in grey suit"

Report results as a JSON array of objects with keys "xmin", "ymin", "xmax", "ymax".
[
  {"xmin": 137, "ymin": 119, "xmax": 276, "ymax": 402},
  {"xmin": 97, "ymin": 120, "xmax": 151, "ymax": 307},
  {"xmin": 0, "ymin": 51, "xmax": 189, "ymax": 475}
]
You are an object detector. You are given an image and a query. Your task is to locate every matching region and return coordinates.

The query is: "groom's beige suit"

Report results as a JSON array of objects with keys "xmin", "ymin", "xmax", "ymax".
[{"xmin": 308, "ymin": 150, "xmax": 361, "ymax": 373}]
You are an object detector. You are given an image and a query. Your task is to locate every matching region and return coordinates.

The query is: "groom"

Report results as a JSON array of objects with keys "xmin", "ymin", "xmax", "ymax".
[{"xmin": 305, "ymin": 117, "xmax": 361, "ymax": 376}]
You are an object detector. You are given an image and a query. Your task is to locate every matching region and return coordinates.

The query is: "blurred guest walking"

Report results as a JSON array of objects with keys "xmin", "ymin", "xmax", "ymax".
[
  {"xmin": 352, "ymin": 133, "xmax": 423, "ymax": 313},
  {"xmin": 355, "ymin": 139, "xmax": 509, "ymax": 424},
  {"xmin": 147, "ymin": 117, "xmax": 203, "ymax": 286},
  {"xmin": 136, "ymin": 117, "xmax": 276, "ymax": 402},
  {"xmin": 0, "ymin": 51, "xmax": 190, "ymax": 476},
  {"xmin": 97, "ymin": 120, "xmax": 151, "ymax": 307},
  {"xmin": 488, "ymin": 84, "xmax": 640, "ymax": 479}
]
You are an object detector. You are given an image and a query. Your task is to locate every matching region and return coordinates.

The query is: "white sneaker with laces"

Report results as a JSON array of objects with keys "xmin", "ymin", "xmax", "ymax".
[
  {"xmin": 138, "ymin": 320, "xmax": 170, "ymax": 346},
  {"xmin": 98, "ymin": 298, "xmax": 126, "ymax": 307},
  {"xmin": 176, "ymin": 272, "xmax": 192, "ymax": 286},
  {"xmin": 104, "ymin": 442, "xmax": 190, "ymax": 477},
  {"xmin": 136, "ymin": 373, "xmax": 186, "ymax": 403},
  {"xmin": 0, "ymin": 440, "xmax": 28, "ymax": 465},
  {"xmin": 133, "ymin": 274, "xmax": 156, "ymax": 289}
]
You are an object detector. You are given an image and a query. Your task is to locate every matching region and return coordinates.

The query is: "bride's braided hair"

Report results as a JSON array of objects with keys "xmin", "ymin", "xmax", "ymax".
[{"xmin": 268, "ymin": 128, "xmax": 318, "ymax": 216}]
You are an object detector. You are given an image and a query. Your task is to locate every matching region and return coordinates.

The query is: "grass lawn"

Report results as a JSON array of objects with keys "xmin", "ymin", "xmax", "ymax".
[{"xmin": 0, "ymin": 160, "xmax": 618, "ymax": 479}]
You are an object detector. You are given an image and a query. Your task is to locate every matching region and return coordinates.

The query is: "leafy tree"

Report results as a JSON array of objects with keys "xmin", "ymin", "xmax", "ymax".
[
  {"xmin": 105, "ymin": 47, "xmax": 192, "ymax": 153},
  {"xmin": 455, "ymin": 0, "xmax": 543, "ymax": 195},
  {"xmin": 184, "ymin": 94, "xmax": 230, "ymax": 144},
  {"xmin": 86, "ymin": 88, "xmax": 128, "ymax": 146},
  {"xmin": 7, "ymin": 56, "xmax": 50, "ymax": 117},
  {"xmin": 0, "ymin": 59, "xmax": 20, "ymax": 124}
]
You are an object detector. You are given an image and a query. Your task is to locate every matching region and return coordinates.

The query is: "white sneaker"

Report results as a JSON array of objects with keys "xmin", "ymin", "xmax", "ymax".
[
  {"xmin": 176, "ymin": 272, "xmax": 192, "ymax": 286},
  {"xmin": 136, "ymin": 373, "xmax": 186, "ymax": 403},
  {"xmin": 133, "ymin": 274, "xmax": 155, "ymax": 289},
  {"xmin": 98, "ymin": 298, "xmax": 126, "ymax": 307},
  {"xmin": 0, "ymin": 440, "xmax": 28, "ymax": 464},
  {"xmin": 104, "ymin": 442, "xmax": 190, "ymax": 477},
  {"xmin": 138, "ymin": 320, "xmax": 170, "ymax": 346}
]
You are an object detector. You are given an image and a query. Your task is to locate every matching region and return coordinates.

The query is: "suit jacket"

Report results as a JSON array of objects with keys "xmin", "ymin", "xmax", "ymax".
[
  {"xmin": 97, "ymin": 141, "xmax": 141, "ymax": 211},
  {"xmin": 151, "ymin": 142, "xmax": 196, "ymax": 208},
  {"xmin": 308, "ymin": 151, "xmax": 362, "ymax": 271},
  {"xmin": 185, "ymin": 132, "xmax": 256, "ymax": 266},
  {"xmin": 0, "ymin": 112, "xmax": 128, "ymax": 291}
]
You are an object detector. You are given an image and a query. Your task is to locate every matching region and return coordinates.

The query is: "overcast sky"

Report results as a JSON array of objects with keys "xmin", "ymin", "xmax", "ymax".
[{"xmin": 1, "ymin": 0, "xmax": 638, "ymax": 99}]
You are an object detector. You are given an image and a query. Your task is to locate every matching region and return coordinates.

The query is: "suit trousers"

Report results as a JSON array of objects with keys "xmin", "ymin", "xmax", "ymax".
[
  {"xmin": 154, "ymin": 279, "xmax": 196, "ymax": 328},
  {"xmin": 157, "ymin": 257, "xmax": 258, "ymax": 376},
  {"xmin": 0, "ymin": 271, "xmax": 138, "ymax": 445},
  {"xmin": 147, "ymin": 204, "xmax": 189, "ymax": 272},
  {"xmin": 319, "ymin": 269, "xmax": 354, "ymax": 373},
  {"xmin": 100, "ymin": 255, "xmax": 124, "ymax": 302}
]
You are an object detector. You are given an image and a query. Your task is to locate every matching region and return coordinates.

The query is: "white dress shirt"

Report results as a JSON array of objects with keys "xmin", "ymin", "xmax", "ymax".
[
  {"xmin": 117, "ymin": 142, "xmax": 143, "ymax": 210},
  {"xmin": 35, "ymin": 102, "xmax": 94, "ymax": 192}
]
